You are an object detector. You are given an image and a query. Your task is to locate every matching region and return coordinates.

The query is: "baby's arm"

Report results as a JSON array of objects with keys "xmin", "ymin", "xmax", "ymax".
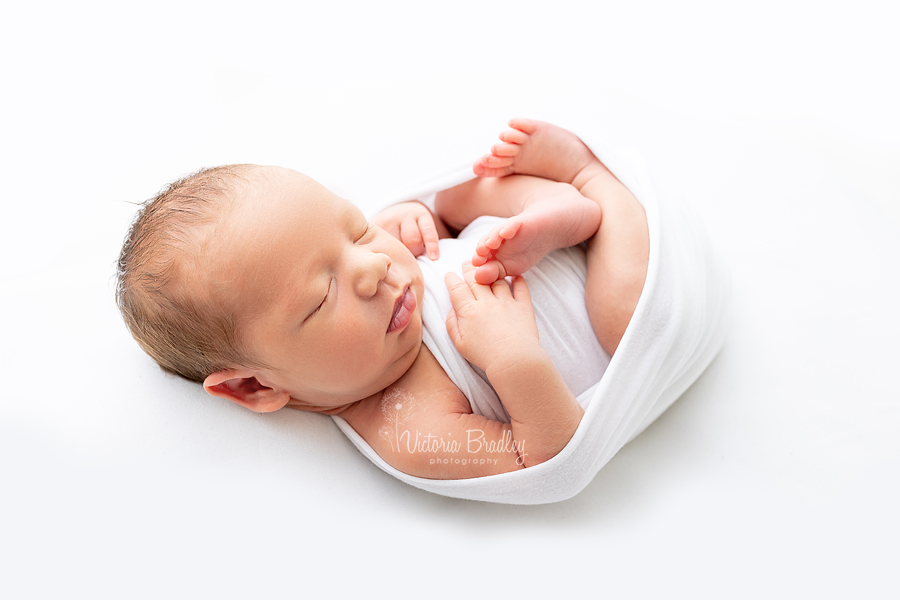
[
  {"xmin": 339, "ymin": 262, "xmax": 583, "ymax": 479},
  {"xmin": 444, "ymin": 262, "xmax": 584, "ymax": 465}
]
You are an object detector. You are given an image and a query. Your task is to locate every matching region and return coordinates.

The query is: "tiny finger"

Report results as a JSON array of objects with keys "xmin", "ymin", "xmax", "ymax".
[
  {"xmin": 400, "ymin": 216, "xmax": 424, "ymax": 255},
  {"xmin": 461, "ymin": 261, "xmax": 484, "ymax": 293},
  {"xmin": 510, "ymin": 274, "xmax": 532, "ymax": 303},
  {"xmin": 417, "ymin": 214, "xmax": 440, "ymax": 260},
  {"xmin": 445, "ymin": 307, "xmax": 459, "ymax": 342},
  {"xmin": 490, "ymin": 277, "xmax": 513, "ymax": 298},
  {"xmin": 445, "ymin": 271, "xmax": 474, "ymax": 306}
]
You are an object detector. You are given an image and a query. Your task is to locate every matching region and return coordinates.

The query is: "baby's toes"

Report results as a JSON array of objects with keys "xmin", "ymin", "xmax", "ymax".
[
  {"xmin": 473, "ymin": 161, "xmax": 513, "ymax": 178},
  {"xmin": 484, "ymin": 226, "xmax": 506, "ymax": 250},
  {"xmin": 481, "ymin": 154, "xmax": 515, "ymax": 169},
  {"xmin": 508, "ymin": 118, "xmax": 538, "ymax": 134},
  {"xmin": 498, "ymin": 218, "xmax": 523, "ymax": 240},
  {"xmin": 471, "ymin": 250, "xmax": 490, "ymax": 266},
  {"xmin": 474, "ymin": 261, "xmax": 507, "ymax": 285},
  {"xmin": 499, "ymin": 128, "xmax": 529, "ymax": 145},
  {"xmin": 490, "ymin": 142, "xmax": 521, "ymax": 157},
  {"xmin": 474, "ymin": 235, "xmax": 497, "ymax": 262}
]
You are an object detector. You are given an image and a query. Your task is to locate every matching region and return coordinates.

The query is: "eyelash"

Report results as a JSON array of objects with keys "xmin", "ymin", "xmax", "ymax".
[
  {"xmin": 306, "ymin": 220, "xmax": 367, "ymax": 322},
  {"xmin": 356, "ymin": 222, "xmax": 372, "ymax": 243},
  {"xmin": 306, "ymin": 279, "xmax": 332, "ymax": 321}
]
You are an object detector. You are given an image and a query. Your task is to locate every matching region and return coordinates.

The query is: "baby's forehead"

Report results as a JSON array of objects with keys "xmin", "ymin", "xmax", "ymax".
[
  {"xmin": 218, "ymin": 167, "xmax": 363, "ymax": 247},
  {"xmin": 203, "ymin": 168, "xmax": 361, "ymax": 322},
  {"xmin": 245, "ymin": 166, "xmax": 335, "ymax": 204}
]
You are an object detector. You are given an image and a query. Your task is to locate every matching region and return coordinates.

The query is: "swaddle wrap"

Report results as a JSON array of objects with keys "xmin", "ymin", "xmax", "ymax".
[
  {"xmin": 333, "ymin": 130, "xmax": 732, "ymax": 504},
  {"xmin": 413, "ymin": 215, "xmax": 610, "ymax": 423}
]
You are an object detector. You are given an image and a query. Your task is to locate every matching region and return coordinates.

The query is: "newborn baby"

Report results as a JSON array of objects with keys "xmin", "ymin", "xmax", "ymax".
[{"xmin": 116, "ymin": 119, "xmax": 649, "ymax": 479}]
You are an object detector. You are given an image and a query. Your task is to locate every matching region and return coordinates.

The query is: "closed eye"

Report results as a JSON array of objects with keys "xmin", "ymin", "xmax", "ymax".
[
  {"xmin": 304, "ymin": 279, "xmax": 332, "ymax": 322},
  {"xmin": 355, "ymin": 222, "xmax": 373, "ymax": 243}
]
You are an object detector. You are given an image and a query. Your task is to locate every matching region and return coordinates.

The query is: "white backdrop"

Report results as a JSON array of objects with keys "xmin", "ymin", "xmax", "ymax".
[{"xmin": 2, "ymin": 1, "xmax": 898, "ymax": 598}]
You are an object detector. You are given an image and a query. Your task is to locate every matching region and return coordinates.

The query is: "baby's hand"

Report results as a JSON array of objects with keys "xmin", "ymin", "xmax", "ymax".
[
  {"xmin": 444, "ymin": 262, "xmax": 542, "ymax": 375},
  {"xmin": 371, "ymin": 201, "xmax": 440, "ymax": 260}
]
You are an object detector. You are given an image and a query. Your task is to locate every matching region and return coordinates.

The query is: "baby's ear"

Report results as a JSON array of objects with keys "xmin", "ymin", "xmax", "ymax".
[{"xmin": 203, "ymin": 369, "xmax": 290, "ymax": 413}]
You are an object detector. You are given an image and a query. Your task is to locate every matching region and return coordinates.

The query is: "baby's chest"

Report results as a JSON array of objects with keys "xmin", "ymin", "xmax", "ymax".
[{"xmin": 381, "ymin": 344, "xmax": 470, "ymax": 417}]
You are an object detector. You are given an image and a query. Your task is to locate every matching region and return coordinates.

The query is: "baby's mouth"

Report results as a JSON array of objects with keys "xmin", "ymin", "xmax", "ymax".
[{"xmin": 387, "ymin": 286, "xmax": 415, "ymax": 334}]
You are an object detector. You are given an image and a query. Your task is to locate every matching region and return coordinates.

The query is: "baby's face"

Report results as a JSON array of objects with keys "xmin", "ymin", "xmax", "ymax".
[{"xmin": 208, "ymin": 167, "xmax": 425, "ymax": 410}]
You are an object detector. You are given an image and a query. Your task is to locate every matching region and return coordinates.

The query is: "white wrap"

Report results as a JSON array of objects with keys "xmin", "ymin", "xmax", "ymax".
[
  {"xmin": 413, "ymin": 215, "xmax": 609, "ymax": 423},
  {"xmin": 333, "ymin": 132, "xmax": 732, "ymax": 504}
]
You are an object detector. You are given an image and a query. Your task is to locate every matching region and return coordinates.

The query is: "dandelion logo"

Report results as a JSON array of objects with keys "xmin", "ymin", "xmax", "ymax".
[{"xmin": 380, "ymin": 387, "xmax": 416, "ymax": 452}]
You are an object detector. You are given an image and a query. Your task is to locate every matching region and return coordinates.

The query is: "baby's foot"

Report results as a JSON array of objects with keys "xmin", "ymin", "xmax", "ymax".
[
  {"xmin": 473, "ymin": 118, "xmax": 603, "ymax": 190},
  {"xmin": 471, "ymin": 187, "xmax": 601, "ymax": 285}
]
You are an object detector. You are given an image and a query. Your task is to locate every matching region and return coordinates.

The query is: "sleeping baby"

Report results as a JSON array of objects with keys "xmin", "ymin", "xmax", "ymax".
[{"xmin": 116, "ymin": 119, "xmax": 649, "ymax": 479}]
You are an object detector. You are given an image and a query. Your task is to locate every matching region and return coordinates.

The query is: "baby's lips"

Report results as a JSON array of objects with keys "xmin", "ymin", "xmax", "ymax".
[{"xmin": 387, "ymin": 286, "xmax": 416, "ymax": 334}]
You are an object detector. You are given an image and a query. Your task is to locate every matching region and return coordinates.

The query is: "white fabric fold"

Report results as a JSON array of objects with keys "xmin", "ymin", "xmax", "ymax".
[
  {"xmin": 413, "ymin": 215, "xmax": 610, "ymax": 423},
  {"xmin": 333, "ymin": 131, "xmax": 732, "ymax": 504}
]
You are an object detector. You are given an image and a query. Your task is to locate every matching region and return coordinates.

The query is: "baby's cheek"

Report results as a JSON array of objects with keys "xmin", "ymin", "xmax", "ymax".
[{"xmin": 339, "ymin": 322, "xmax": 384, "ymax": 363}]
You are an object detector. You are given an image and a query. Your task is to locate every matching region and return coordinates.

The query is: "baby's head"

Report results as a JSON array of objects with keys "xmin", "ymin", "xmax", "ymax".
[{"xmin": 117, "ymin": 165, "xmax": 425, "ymax": 414}]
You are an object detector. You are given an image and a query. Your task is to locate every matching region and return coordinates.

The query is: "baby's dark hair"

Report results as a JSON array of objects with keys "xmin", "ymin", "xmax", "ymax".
[{"xmin": 116, "ymin": 164, "xmax": 259, "ymax": 383}]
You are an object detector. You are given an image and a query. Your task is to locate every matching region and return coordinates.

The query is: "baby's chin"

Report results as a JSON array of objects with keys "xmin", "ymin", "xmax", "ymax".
[
  {"xmin": 381, "ymin": 328, "xmax": 424, "ymax": 385},
  {"xmin": 334, "ymin": 336, "xmax": 424, "ymax": 414}
]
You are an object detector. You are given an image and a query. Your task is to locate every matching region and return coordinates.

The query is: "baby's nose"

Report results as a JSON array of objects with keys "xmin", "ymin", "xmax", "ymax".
[{"xmin": 354, "ymin": 252, "xmax": 391, "ymax": 297}]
